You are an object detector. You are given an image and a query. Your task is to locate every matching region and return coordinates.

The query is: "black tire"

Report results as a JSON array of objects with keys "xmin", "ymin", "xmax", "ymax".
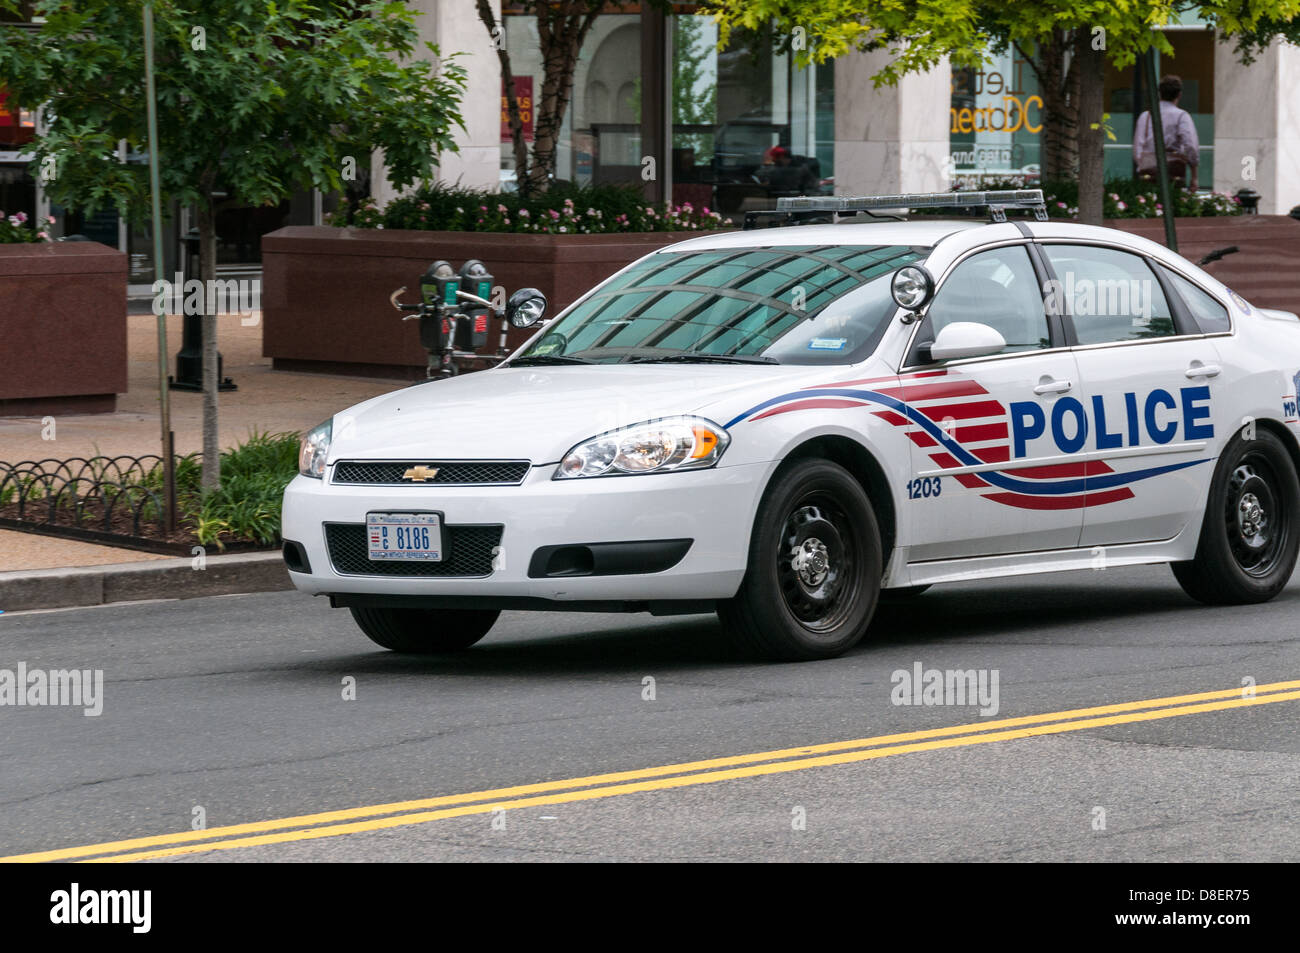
[
  {"xmin": 718, "ymin": 458, "xmax": 882, "ymax": 661},
  {"xmin": 1172, "ymin": 428, "xmax": 1300, "ymax": 605},
  {"xmin": 881, "ymin": 584, "xmax": 931, "ymax": 602},
  {"xmin": 349, "ymin": 606, "xmax": 499, "ymax": 653}
]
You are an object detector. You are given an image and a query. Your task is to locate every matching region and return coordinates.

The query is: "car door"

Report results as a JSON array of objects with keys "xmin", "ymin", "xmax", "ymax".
[
  {"xmin": 898, "ymin": 243, "xmax": 1085, "ymax": 561},
  {"xmin": 1039, "ymin": 242, "xmax": 1224, "ymax": 547}
]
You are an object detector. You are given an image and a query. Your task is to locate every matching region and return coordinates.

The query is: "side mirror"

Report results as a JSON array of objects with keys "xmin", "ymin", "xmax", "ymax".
[
  {"xmin": 506, "ymin": 288, "xmax": 548, "ymax": 328},
  {"xmin": 928, "ymin": 321, "xmax": 1006, "ymax": 362}
]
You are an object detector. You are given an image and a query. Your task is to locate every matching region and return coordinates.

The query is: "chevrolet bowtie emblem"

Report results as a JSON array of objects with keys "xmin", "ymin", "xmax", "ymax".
[{"xmin": 402, "ymin": 466, "xmax": 440, "ymax": 482}]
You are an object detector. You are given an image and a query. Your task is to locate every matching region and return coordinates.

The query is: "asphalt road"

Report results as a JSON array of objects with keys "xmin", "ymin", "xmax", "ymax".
[{"xmin": 0, "ymin": 564, "xmax": 1297, "ymax": 862}]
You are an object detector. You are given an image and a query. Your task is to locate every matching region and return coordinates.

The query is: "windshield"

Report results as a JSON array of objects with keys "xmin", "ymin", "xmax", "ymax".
[{"xmin": 513, "ymin": 244, "xmax": 929, "ymax": 366}]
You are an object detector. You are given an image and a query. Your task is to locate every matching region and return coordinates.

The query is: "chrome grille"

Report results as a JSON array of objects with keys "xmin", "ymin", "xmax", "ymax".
[
  {"xmin": 325, "ymin": 523, "xmax": 503, "ymax": 577},
  {"xmin": 331, "ymin": 460, "xmax": 530, "ymax": 486}
]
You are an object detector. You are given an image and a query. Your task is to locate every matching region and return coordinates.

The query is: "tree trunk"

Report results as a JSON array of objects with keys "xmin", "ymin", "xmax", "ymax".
[
  {"xmin": 1027, "ymin": 33, "xmax": 1079, "ymax": 183},
  {"xmin": 196, "ymin": 194, "xmax": 221, "ymax": 492},
  {"xmin": 476, "ymin": 0, "xmax": 529, "ymax": 191},
  {"xmin": 1075, "ymin": 37, "xmax": 1105, "ymax": 226},
  {"xmin": 525, "ymin": 8, "xmax": 598, "ymax": 194}
]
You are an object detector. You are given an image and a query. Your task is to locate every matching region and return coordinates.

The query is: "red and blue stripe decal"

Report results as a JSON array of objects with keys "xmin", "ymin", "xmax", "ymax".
[{"xmin": 726, "ymin": 372, "xmax": 1207, "ymax": 509}]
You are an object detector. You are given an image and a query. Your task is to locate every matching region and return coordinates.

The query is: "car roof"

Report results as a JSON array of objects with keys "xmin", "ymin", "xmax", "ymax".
[
  {"xmin": 659, "ymin": 217, "xmax": 1186, "ymax": 256},
  {"xmin": 653, "ymin": 217, "xmax": 1214, "ymax": 285}
]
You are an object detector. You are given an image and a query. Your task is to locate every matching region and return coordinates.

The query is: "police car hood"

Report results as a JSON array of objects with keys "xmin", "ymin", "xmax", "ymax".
[{"xmin": 328, "ymin": 363, "xmax": 849, "ymax": 464}]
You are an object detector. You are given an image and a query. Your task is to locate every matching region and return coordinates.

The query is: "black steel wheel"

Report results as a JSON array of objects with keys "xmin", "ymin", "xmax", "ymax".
[
  {"xmin": 719, "ymin": 459, "xmax": 881, "ymax": 661},
  {"xmin": 1173, "ymin": 428, "xmax": 1300, "ymax": 604}
]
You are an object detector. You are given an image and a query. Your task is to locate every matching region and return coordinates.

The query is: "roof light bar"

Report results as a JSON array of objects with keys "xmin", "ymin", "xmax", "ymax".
[{"xmin": 777, "ymin": 189, "xmax": 1048, "ymax": 223}]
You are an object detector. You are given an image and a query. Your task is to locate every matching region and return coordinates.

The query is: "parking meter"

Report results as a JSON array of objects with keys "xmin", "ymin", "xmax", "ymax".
[
  {"xmin": 456, "ymin": 259, "xmax": 493, "ymax": 351},
  {"xmin": 417, "ymin": 260, "xmax": 458, "ymax": 352}
]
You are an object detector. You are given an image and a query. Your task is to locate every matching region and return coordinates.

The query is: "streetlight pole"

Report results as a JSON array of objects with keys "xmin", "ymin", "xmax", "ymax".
[{"xmin": 143, "ymin": 2, "xmax": 176, "ymax": 532}]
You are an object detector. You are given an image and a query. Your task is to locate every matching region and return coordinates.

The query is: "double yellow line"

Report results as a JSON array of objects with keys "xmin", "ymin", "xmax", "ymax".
[{"xmin": 6, "ymin": 679, "xmax": 1299, "ymax": 863}]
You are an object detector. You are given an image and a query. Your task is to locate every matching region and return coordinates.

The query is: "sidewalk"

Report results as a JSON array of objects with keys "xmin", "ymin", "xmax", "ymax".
[
  {"xmin": 0, "ymin": 312, "xmax": 396, "ymax": 577},
  {"xmin": 0, "ymin": 312, "xmax": 394, "ymax": 460}
]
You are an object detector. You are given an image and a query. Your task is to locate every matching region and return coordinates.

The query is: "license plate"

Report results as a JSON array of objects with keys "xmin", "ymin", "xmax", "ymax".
[{"xmin": 366, "ymin": 512, "xmax": 443, "ymax": 561}]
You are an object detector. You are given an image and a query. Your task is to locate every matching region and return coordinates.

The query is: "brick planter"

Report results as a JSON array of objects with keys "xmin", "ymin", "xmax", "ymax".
[
  {"xmin": 1105, "ymin": 215, "xmax": 1300, "ymax": 311},
  {"xmin": 0, "ymin": 242, "xmax": 127, "ymax": 416},
  {"xmin": 261, "ymin": 226, "xmax": 730, "ymax": 379}
]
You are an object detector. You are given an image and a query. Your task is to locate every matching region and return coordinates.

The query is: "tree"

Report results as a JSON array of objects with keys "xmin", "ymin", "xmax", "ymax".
[
  {"xmin": 701, "ymin": 0, "xmax": 1300, "ymax": 224},
  {"xmin": 476, "ymin": 0, "xmax": 670, "ymax": 195},
  {"xmin": 0, "ymin": 0, "xmax": 466, "ymax": 489}
]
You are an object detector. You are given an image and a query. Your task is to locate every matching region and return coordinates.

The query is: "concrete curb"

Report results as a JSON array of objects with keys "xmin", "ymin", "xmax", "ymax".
[{"xmin": 0, "ymin": 551, "xmax": 291, "ymax": 613}]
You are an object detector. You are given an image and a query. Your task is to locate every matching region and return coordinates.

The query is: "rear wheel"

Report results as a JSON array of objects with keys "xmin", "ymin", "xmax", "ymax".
[
  {"xmin": 1172, "ymin": 429, "xmax": 1300, "ymax": 604},
  {"xmin": 349, "ymin": 606, "xmax": 499, "ymax": 653},
  {"xmin": 719, "ymin": 459, "xmax": 881, "ymax": 661}
]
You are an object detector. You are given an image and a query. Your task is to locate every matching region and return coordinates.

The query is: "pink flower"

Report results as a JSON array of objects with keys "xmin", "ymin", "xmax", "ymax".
[
  {"xmin": 497, "ymin": 204, "xmax": 507, "ymax": 213},
  {"xmin": 46, "ymin": 215, "xmax": 56, "ymax": 224},
  {"xmin": 548, "ymin": 209, "xmax": 560, "ymax": 220},
  {"xmin": 519, "ymin": 208, "xmax": 530, "ymax": 217}
]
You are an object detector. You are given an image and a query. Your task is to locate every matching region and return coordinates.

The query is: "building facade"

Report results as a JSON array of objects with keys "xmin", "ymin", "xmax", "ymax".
[{"xmin": 3, "ymin": 3, "xmax": 1298, "ymax": 268}]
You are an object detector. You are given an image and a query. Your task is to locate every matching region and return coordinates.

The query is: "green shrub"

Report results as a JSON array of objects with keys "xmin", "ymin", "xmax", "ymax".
[
  {"xmin": 330, "ymin": 182, "xmax": 726, "ymax": 234},
  {"xmin": 181, "ymin": 431, "xmax": 300, "ymax": 548},
  {"xmin": 0, "ymin": 210, "xmax": 52, "ymax": 243},
  {"xmin": 1039, "ymin": 179, "xmax": 1242, "ymax": 219}
]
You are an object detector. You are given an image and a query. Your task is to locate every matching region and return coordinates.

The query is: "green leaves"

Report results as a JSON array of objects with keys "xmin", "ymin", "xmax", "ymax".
[
  {"xmin": 701, "ymin": 0, "xmax": 1300, "ymax": 79},
  {"xmin": 0, "ymin": 0, "xmax": 466, "ymax": 219}
]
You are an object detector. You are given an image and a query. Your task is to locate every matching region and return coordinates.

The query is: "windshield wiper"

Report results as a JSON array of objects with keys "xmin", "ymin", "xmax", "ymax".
[
  {"xmin": 629, "ymin": 353, "xmax": 778, "ymax": 365},
  {"xmin": 507, "ymin": 355, "xmax": 595, "ymax": 366}
]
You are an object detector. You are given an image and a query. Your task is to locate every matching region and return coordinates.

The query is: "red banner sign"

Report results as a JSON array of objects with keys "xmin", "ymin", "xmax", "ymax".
[{"xmin": 501, "ymin": 76, "xmax": 533, "ymax": 143}]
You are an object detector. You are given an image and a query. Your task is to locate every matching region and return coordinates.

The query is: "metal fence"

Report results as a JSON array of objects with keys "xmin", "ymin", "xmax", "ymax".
[{"xmin": 0, "ymin": 454, "xmax": 196, "ymax": 539}]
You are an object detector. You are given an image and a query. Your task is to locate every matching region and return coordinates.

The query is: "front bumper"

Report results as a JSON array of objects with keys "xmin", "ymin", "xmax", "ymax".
[{"xmin": 282, "ymin": 461, "xmax": 773, "ymax": 603}]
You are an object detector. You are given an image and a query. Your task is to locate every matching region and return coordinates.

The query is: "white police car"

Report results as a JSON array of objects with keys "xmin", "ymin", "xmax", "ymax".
[{"xmin": 282, "ymin": 190, "xmax": 1300, "ymax": 660}]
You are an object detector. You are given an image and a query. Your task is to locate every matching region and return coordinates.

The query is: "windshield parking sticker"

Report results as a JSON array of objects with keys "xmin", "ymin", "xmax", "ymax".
[
  {"xmin": 726, "ymin": 371, "xmax": 1213, "ymax": 509},
  {"xmin": 808, "ymin": 338, "xmax": 848, "ymax": 350}
]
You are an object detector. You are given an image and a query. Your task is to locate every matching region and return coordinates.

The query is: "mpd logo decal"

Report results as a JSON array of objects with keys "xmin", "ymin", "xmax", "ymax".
[{"xmin": 726, "ymin": 371, "xmax": 1211, "ymax": 509}]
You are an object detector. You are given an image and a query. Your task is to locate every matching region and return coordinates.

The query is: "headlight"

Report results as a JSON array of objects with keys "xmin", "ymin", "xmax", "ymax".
[
  {"xmin": 555, "ymin": 416, "xmax": 730, "ymax": 479},
  {"xmin": 298, "ymin": 419, "xmax": 332, "ymax": 479}
]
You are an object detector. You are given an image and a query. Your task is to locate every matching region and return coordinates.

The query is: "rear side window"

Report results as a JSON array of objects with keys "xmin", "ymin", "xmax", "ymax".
[
  {"xmin": 1042, "ymin": 244, "xmax": 1176, "ymax": 344},
  {"xmin": 1162, "ymin": 267, "xmax": 1232, "ymax": 333}
]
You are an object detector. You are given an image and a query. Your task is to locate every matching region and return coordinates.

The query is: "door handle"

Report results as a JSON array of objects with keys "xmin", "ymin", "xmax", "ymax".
[
  {"xmin": 1033, "ymin": 378, "xmax": 1073, "ymax": 395},
  {"xmin": 1185, "ymin": 363, "xmax": 1221, "ymax": 379}
]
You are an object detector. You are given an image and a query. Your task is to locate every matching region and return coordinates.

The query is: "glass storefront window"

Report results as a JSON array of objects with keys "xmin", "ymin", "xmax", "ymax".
[
  {"xmin": 951, "ymin": 29, "xmax": 1216, "ymax": 190},
  {"xmin": 949, "ymin": 52, "xmax": 1043, "ymax": 186},
  {"xmin": 500, "ymin": 12, "xmax": 833, "ymax": 219}
]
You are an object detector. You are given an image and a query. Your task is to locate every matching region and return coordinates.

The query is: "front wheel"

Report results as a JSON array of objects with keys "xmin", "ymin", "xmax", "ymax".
[
  {"xmin": 1172, "ymin": 429, "xmax": 1300, "ymax": 604},
  {"xmin": 719, "ymin": 459, "xmax": 882, "ymax": 661},
  {"xmin": 349, "ymin": 606, "xmax": 499, "ymax": 653}
]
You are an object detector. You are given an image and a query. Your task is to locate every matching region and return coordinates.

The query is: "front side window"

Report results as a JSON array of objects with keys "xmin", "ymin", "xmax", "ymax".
[
  {"xmin": 921, "ymin": 245, "xmax": 1051, "ymax": 357},
  {"xmin": 515, "ymin": 244, "xmax": 927, "ymax": 365},
  {"xmin": 1043, "ymin": 244, "xmax": 1176, "ymax": 344}
]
